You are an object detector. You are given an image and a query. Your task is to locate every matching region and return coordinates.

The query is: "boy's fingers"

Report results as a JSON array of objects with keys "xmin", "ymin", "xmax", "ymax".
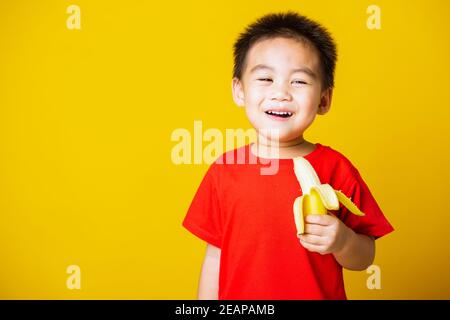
[
  {"xmin": 304, "ymin": 223, "xmax": 326, "ymax": 236},
  {"xmin": 299, "ymin": 233, "xmax": 325, "ymax": 245},
  {"xmin": 299, "ymin": 238, "xmax": 324, "ymax": 253},
  {"xmin": 305, "ymin": 214, "xmax": 334, "ymax": 226}
]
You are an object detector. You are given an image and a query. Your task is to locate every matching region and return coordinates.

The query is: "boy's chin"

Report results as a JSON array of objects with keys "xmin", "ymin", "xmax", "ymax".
[{"xmin": 256, "ymin": 128, "xmax": 302, "ymax": 143}]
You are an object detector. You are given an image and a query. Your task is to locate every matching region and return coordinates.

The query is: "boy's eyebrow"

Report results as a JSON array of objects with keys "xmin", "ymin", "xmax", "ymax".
[{"xmin": 249, "ymin": 64, "xmax": 317, "ymax": 78}]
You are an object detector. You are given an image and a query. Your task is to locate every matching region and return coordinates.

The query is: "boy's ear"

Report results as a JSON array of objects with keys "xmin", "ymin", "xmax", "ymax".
[
  {"xmin": 231, "ymin": 77, "xmax": 245, "ymax": 107},
  {"xmin": 317, "ymin": 87, "xmax": 333, "ymax": 115}
]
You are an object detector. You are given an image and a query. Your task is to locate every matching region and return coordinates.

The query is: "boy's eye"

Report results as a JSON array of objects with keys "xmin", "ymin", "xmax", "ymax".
[
  {"xmin": 292, "ymin": 80, "xmax": 307, "ymax": 85},
  {"xmin": 257, "ymin": 78, "xmax": 272, "ymax": 82}
]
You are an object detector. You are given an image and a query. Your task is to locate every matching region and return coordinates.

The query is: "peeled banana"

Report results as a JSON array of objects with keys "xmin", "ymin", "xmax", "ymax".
[{"xmin": 292, "ymin": 157, "xmax": 365, "ymax": 236}]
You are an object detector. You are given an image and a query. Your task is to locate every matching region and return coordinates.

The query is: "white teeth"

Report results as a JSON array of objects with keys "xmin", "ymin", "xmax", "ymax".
[{"xmin": 266, "ymin": 110, "xmax": 292, "ymax": 116}]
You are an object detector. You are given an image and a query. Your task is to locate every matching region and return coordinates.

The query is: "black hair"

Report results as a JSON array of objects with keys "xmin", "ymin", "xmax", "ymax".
[{"xmin": 233, "ymin": 11, "xmax": 337, "ymax": 89}]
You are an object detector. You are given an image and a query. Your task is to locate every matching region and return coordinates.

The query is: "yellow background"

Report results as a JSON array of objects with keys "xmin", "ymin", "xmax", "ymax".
[{"xmin": 1, "ymin": 0, "xmax": 449, "ymax": 299}]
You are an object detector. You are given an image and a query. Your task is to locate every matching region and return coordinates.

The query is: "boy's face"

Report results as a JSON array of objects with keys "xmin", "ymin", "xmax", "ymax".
[{"xmin": 232, "ymin": 36, "xmax": 332, "ymax": 143}]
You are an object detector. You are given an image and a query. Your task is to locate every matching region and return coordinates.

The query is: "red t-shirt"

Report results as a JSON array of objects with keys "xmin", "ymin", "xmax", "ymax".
[{"xmin": 182, "ymin": 143, "xmax": 394, "ymax": 300}]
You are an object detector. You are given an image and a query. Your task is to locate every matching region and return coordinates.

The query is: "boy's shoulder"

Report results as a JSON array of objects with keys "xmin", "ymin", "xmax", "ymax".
[
  {"xmin": 213, "ymin": 144, "xmax": 248, "ymax": 163},
  {"xmin": 209, "ymin": 143, "xmax": 357, "ymax": 164},
  {"xmin": 319, "ymin": 143, "xmax": 357, "ymax": 167},
  {"xmin": 317, "ymin": 143, "xmax": 364, "ymax": 185},
  {"xmin": 205, "ymin": 142, "xmax": 366, "ymax": 191},
  {"xmin": 208, "ymin": 142, "xmax": 361, "ymax": 176}
]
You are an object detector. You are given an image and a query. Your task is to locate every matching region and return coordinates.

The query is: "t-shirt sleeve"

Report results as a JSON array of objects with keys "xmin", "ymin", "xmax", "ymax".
[
  {"xmin": 338, "ymin": 165, "xmax": 394, "ymax": 240},
  {"xmin": 182, "ymin": 163, "xmax": 223, "ymax": 248}
]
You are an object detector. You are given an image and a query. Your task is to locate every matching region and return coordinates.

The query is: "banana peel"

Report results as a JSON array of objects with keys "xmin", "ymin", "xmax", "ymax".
[{"xmin": 292, "ymin": 157, "xmax": 365, "ymax": 236}]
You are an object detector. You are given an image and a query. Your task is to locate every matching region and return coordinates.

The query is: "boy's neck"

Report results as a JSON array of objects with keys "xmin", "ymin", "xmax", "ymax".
[{"xmin": 252, "ymin": 134, "xmax": 316, "ymax": 159}]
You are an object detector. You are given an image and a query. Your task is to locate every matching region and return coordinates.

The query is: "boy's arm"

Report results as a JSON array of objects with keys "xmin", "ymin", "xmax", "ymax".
[
  {"xmin": 197, "ymin": 243, "xmax": 221, "ymax": 300},
  {"xmin": 333, "ymin": 230, "xmax": 375, "ymax": 271}
]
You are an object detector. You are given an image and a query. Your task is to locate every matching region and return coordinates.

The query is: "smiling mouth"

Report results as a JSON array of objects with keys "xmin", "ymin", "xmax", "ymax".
[{"xmin": 265, "ymin": 110, "xmax": 293, "ymax": 118}]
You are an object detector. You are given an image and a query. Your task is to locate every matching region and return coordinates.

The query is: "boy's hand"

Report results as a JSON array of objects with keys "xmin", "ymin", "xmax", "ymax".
[{"xmin": 298, "ymin": 212, "xmax": 353, "ymax": 255}]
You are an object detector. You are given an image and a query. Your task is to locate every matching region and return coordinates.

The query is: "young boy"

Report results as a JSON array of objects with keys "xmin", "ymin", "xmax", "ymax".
[{"xmin": 182, "ymin": 11, "xmax": 394, "ymax": 300}]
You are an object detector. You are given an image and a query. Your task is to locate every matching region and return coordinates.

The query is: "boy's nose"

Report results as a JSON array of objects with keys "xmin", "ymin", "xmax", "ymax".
[{"xmin": 270, "ymin": 84, "xmax": 292, "ymax": 101}]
